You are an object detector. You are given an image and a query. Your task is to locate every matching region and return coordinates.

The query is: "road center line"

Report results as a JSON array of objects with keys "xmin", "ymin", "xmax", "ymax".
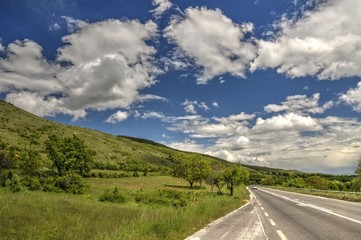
[
  {"xmin": 264, "ymin": 212, "xmax": 269, "ymax": 217},
  {"xmin": 260, "ymin": 189, "xmax": 361, "ymax": 225},
  {"xmin": 276, "ymin": 230, "xmax": 288, "ymax": 240},
  {"xmin": 269, "ymin": 219, "xmax": 276, "ymax": 226}
]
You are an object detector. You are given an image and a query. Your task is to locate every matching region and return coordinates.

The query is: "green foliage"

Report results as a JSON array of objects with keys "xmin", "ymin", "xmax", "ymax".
[
  {"xmin": 5, "ymin": 173, "xmax": 23, "ymax": 192},
  {"xmin": 351, "ymin": 177, "xmax": 361, "ymax": 191},
  {"xmin": 172, "ymin": 154, "xmax": 211, "ymax": 188},
  {"xmin": 223, "ymin": 164, "xmax": 249, "ymax": 195},
  {"xmin": 19, "ymin": 150, "xmax": 42, "ymax": 176},
  {"xmin": 21, "ymin": 176, "xmax": 42, "ymax": 191},
  {"xmin": 99, "ymin": 187, "xmax": 127, "ymax": 203},
  {"xmin": 54, "ymin": 172, "xmax": 87, "ymax": 194},
  {"xmin": 305, "ymin": 176, "xmax": 329, "ymax": 190},
  {"xmin": 135, "ymin": 189, "xmax": 194, "ymax": 207},
  {"xmin": 45, "ymin": 134, "xmax": 95, "ymax": 177},
  {"xmin": 283, "ymin": 177, "xmax": 307, "ymax": 188},
  {"xmin": 206, "ymin": 171, "xmax": 225, "ymax": 194}
]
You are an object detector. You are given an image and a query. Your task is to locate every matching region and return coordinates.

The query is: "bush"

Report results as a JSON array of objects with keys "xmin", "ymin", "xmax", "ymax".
[
  {"xmin": 99, "ymin": 187, "xmax": 126, "ymax": 203},
  {"xmin": 135, "ymin": 190, "xmax": 195, "ymax": 207},
  {"xmin": 22, "ymin": 176, "xmax": 42, "ymax": 191},
  {"xmin": 54, "ymin": 172, "xmax": 86, "ymax": 194},
  {"xmin": 5, "ymin": 174, "xmax": 23, "ymax": 192}
]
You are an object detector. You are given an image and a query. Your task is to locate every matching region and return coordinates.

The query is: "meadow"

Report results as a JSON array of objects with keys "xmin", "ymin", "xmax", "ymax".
[{"xmin": 0, "ymin": 175, "xmax": 249, "ymax": 240}]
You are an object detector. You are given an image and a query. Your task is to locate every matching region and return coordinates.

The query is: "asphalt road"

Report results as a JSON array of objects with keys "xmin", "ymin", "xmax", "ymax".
[{"xmin": 186, "ymin": 188, "xmax": 361, "ymax": 240}]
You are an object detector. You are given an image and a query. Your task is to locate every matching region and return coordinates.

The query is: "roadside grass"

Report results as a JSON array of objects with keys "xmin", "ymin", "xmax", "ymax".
[
  {"xmin": 271, "ymin": 186, "xmax": 361, "ymax": 202},
  {"xmin": 0, "ymin": 176, "xmax": 249, "ymax": 240}
]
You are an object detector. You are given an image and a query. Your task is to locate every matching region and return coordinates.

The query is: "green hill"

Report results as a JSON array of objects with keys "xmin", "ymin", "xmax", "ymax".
[{"xmin": 0, "ymin": 100, "xmax": 227, "ymax": 168}]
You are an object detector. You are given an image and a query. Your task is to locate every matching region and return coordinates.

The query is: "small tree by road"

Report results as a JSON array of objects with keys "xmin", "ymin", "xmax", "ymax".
[
  {"xmin": 223, "ymin": 164, "xmax": 249, "ymax": 195},
  {"xmin": 172, "ymin": 154, "xmax": 211, "ymax": 188}
]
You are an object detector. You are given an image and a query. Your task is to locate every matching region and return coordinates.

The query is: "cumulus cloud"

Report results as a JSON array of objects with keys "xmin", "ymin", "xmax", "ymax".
[
  {"xmin": 164, "ymin": 7, "xmax": 257, "ymax": 84},
  {"xmin": 339, "ymin": 81, "xmax": 361, "ymax": 112},
  {"xmin": 253, "ymin": 113, "xmax": 322, "ymax": 133},
  {"xmin": 105, "ymin": 111, "xmax": 129, "ymax": 124},
  {"xmin": 0, "ymin": 39, "xmax": 61, "ymax": 94},
  {"xmin": 264, "ymin": 93, "xmax": 333, "ymax": 114},
  {"xmin": 0, "ymin": 19, "xmax": 161, "ymax": 120},
  {"xmin": 251, "ymin": 0, "xmax": 361, "ymax": 80},
  {"xmin": 5, "ymin": 91, "xmax": 86, "ymax": 119},
  {"xmin": 156, "ymin": 107, "xmax": 360, "ymax": 173},
  {"xmin": 151, "ymin": 0, "xmax": 173, "ymax": 18}
]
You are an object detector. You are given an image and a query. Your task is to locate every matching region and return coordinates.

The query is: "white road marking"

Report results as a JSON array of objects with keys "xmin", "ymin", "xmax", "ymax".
[
  {"xmin": 276, "ymin": 230, "xmax": 288, "ymax": 240},
  {"xmin": 269, "ymin": 219, "xmax": 276, "ymax": 226},
  {"xmin": 261, "ymin": 207, "xmax": 265, "ymax": 210},
  {"xmin": 260, "ymin": 189, "xmax": 361, "ymax": 225},
  {"xmin": 264, "ymin": 212, "xmax": 269, "ymax": 217}
]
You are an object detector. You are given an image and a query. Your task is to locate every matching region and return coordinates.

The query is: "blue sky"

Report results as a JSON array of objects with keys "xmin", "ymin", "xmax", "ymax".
[{"xmin": 1, "ymin": 0, "xmax": 361, "ymax": 174}]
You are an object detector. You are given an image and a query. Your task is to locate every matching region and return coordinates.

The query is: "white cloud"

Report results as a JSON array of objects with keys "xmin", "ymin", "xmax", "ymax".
[
  {"xmin": 142, "ymin": 111, "xmax": 166, "ymax": 120},
  {"xmin": 253, "ymin": 113, "xmax": 322, "ymax": 133},
  {"xmin": 212, "ymin": 102, "xmax": 219, "ymax": 108},
  {"xmin": 5, "ymin": 91, "xmax": 86, "ymax": 120},
  {"xmin": 214, "ymin": 112, "xmax": 256, "ymax": 124},
  {"xmin": 164, "ymin": 7, "xmax": 257, "ymax": 84},
  {"xmin": 49, "ymin": 22, "xmax": 61, "ymax": 31},
  {"xmin": 181, "ymin": 99, "xmax": 214, "ymax": 114},
  {"xmin": 168, "ymin": 139, "xmax": 205, "ymax": 153},
  {"xmin": 339, "ymin": 81, "xmax": 361, "ymax": 112},
  {"xmin": 0, "ymin": 39, "xmax": 61, "ymax": 94},
  {"xmin": 182, "ymin": 100, "xmax": 198, "ymax": 114},
  {"xmin": 0, "ymin": 19, "xmax": 161, "ymax": 119},
  {"xmin": 163, "ymin": 111, "xmax": 361, "ymax": 173},
  {"xmin": 264, "ymin": 93, "xmax": 333, "ymax": 114},
  {"xmin": 61, "ymin": 16, "xmax": 87, "ymax": 33},
  {"xmin": 57, "ymin": 19, "xmax": 157, "ymax": 65},
  {"xmin": 151, "ymin": 0, "xmax": 173, "ymax": 18},
  {"xmin": 251, "ymin": 0, "xmax": 361, "ymax": 80},
  {"xmin": 105, "ymin": 111, "xmax": 129, "ymax": 124}
]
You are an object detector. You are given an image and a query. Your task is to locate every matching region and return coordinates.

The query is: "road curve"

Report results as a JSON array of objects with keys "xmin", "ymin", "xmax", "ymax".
[{"xmin": 186, "ymin": 188, "xmax": 361, "ymax": 240}]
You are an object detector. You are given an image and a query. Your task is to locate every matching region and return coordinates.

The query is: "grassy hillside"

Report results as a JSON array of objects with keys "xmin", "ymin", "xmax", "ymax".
[{"xmin": 0, "ymin": 100, "xmax": 225, "ymax": 168}]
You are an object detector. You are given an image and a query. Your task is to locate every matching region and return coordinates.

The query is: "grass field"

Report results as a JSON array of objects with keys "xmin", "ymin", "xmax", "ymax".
[{"xmin": 0, "ymin": 176, "xmax": 249, "ymax": 240}]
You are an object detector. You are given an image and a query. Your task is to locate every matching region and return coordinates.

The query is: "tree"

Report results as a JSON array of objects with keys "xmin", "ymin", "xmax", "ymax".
[
  {"xmin": 19, "ymin": 150, "xmax": 42, "ymax": 176},
  {"xmin": 45, "ymin": 134, "xmax": 95, "ymax": 177},
  {"xmin": 208, "ymin": 171, "xmax": 226, "ymax": 194},
  {"xmin": 172, "ymin": 154, "xmax": 211, "ymax": 188},
  {"xmin": 306, "ymin": 176, "xmax": 329, "ymax": 190},
  {"xmin": 223, "ymin": 164, "xmax": 249, "ymax": 195}
]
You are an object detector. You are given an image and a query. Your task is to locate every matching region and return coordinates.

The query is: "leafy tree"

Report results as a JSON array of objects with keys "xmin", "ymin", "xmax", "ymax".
[
  {"xmin": 19, "ymin": 150, "xmax": 42, "ymax": 176},
  {"xmin": 306, "ymin": 176, "xmax": 329, "ymax": 190},
  {"xmin": 172, "ymin": 154, "xmax": 211, "ymax": 188},
  {"xmin": 223, "ymin": 164, "xmax": 249, "ymax": 195},
  {"xmin": 208, "ymin": 171, "xmax": 225, "ymax": 194},
  {"xmin": 283, "ymin": 177, "xmax": 307, "ymax": 188},
  {"xmin": 45, "ymin": 134, "xmax": 95, "ymax": 177}
]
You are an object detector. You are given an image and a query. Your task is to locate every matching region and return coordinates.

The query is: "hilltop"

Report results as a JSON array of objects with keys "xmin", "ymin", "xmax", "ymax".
[{"xmin": 0, "ymin": 100, "xmax": 227, "ymax": 168}]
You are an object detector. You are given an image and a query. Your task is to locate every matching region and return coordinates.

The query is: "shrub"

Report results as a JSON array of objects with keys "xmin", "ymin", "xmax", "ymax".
[
  {"xmin": 135, "ymin": 190, "xmax": 195, "ymax": 207},
  {"xmin": 99, "ymin": 187, "xmax": 126, "ymax": 203},
  {"xmin": 5, "ymin": 174, "xmax": 23, "ymax": 192},
  {"xmin": 54, "ymin": 172, "xmax": 86, "ymax": 194},
  {"xmin": 22, "ymin": 176, "xmax": 42, "ymax": 191}
]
